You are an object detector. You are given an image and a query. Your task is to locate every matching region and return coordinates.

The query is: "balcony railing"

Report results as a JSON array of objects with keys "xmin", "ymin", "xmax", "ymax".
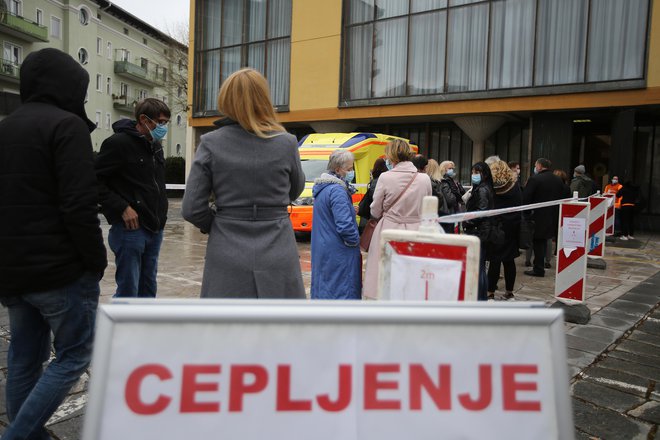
[
  {"xmin": 0, "ymin": 11, "xmax": 48, "ymax": 42},
  {"xmin": 114, "ymin": 60, "xmax": 163, "ymax": 87},
  {"xmin": 0, "ymin": 60, "xmax": 20, "ymax": 83},
  {"xmin": 112, "ymin": 95, "xmax": 136, "ymax": 114}
]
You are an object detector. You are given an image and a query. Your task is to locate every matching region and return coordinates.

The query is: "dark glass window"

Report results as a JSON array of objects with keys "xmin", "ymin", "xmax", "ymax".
[{"xmin": 194, "ymin": 0, "xmax": 292, "ymax": 115}]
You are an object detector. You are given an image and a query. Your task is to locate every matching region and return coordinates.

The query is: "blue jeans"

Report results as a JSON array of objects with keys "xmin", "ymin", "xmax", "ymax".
[
  {"xmin": 108, "ymin": 224, "xmax": 163, "ymax": 298},
  {"xmin": 1, "ymin": 272, "xmax": 100, "ymax": 440}
]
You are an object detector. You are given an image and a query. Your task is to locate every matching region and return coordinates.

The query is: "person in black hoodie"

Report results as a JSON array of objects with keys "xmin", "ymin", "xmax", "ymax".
[
  {"xmin": 96, "ymin": 98, "xmax": 170, "ymax": 297},
  {"xmin": 0, "ymin": 48, "xmax": 107, "ymax": 439}
]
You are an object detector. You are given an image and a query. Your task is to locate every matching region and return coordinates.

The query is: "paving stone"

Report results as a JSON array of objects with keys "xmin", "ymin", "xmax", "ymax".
[
  {"xmin": 616, "ymin": 339, "xmax": 660, "ymax": 360},
  {"xmin": 637, "ymin": 318, "xmax": 660, "ymax": 336},
  {"xmin": 620, "ymin": 292, "xmax": 660, "ymax": 306},
  {"xmin": 580, "ymin": 366, "xmax": 652, "ymax": 399},
  {"xmin": 608, "ymin": 349, "xmax": 660, "ymax": 370},
  {"xmin": 565, "ymin": 334, "xmax": 611, "ymax": 355},
  {"xmin": 551, "ymin": 301, "xmax": 591, "ymax": 324},
  {"xmin": 589, "ymin": 314, "xmax": 636, "ymax": 332},
  {"xmin": 595, "ymin": 307, "xmax": 644, "ymax": 326},
  {"xmin": 572, "ymin": 398, "xmax": 652, "ymax": 440},
  {"xmin": 598, "ymin": 357, "xmax": 660, "ymax": 382},
  {"xmin": 628, "ymin": 400, "xmax": 660, "ymax": 425},
  {"xmin": 574, "ymin": 429, "xmax": 595, "ymax": 440},
  {"xmin": 46, "ymin": 415, "xmax": 84, "ymax": 440},
  {"xmin": 567, "ymin": 326, "xmax": 625, "ymax": 345},
  {"xmin": 587, "ymin": 258, "xmax": 607, "ymax": 270},
  {"xmin": 628, "ymin": 330, "xmax": 660, "ymax": 348},
  {"xmin": 568, "ymin": 365, "xmax": 581, "ymax": 380},
  {"xmin": 572, "ymin": 380, "xmax": 645, "ymax": 412},
  {"xmin": 566, "ymin": 348, "xmax": 597, "ymax": 369},
  {"xmin": 608, "ymin": 300, "xmax": 653, "ymax": 317}
]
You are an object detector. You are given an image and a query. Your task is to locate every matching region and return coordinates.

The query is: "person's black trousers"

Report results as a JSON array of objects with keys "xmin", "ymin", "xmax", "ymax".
[
  {"xmin": 621, "ymin": 206, "xmax": 635, "ymax": 237},
  {"xmin": 532, "ymin": 238, "xmax": 547, "ymax": 275}
]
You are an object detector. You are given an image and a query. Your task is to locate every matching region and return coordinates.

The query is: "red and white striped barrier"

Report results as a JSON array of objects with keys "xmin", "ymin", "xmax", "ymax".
[
  {"xmin": 587, "ymin": 195, "xmax": 608, "ymax": 258},
  {"xmin": 602, "ymin": 193, "xmax": 615, "ymax": 236},
  {"xmin": 555, "ymin": 201, "xmax": 590, "ymax": 303}
]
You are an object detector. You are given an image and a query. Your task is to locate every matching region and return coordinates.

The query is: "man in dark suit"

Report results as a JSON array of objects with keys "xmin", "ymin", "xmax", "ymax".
[{"xmin": 522, "ymin": 158, "xmax": 571, "ymax": 277}]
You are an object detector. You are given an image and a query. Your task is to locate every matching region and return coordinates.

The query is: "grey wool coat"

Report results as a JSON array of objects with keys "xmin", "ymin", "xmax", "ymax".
[{"xmin": 181, "ymin": 121, "xmax": 306, "ymax": 298}]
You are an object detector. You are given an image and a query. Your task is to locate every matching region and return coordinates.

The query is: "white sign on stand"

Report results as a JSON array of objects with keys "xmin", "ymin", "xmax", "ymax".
[
  {"xmin": 378, "ymin": 230, "xmax": 481, "ymax": 301},
  {"xmin": 83, "ymin": 301, "xmax": 574, "ymax": 440}
]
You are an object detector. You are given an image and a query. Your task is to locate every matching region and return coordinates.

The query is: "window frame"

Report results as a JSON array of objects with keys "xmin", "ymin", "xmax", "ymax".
[
  {"xmin": 339, "ymin": 0, "xmax": 651, "ymax": 108},
  {"xmin": 50, "ymin": 15, "xmax": 62, "ymax": 39}
]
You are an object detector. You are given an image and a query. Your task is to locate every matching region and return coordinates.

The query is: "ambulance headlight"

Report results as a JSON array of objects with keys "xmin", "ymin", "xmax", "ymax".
[{"xmin": 292, "ymin": 197, "xmax": 314, "ymax": 206}]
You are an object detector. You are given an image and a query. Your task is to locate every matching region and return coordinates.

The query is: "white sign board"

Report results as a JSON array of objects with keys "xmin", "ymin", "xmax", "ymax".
[
  {"xmin": 562, "ymin": 218, "xmax": 586, "ymax": 250},
  {"xmin": 84, "ymin": 301, "xmax": 573, "ymax": 440},
  {"xmin": 379, "ymin": 230, "xmax": 481, "ymax": 301}
]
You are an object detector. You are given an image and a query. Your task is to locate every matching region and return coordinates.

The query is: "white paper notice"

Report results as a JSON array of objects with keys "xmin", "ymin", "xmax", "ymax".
[
  {"xmin": 388, "ymin": 254, "xmax": 462, "ymax": 301},
  {"xmin": 562, "ymin": 218, "xmax": 586, "ymax": 249}
]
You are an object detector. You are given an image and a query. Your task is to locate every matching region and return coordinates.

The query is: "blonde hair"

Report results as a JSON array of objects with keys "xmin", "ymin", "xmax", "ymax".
[
  {"xmin": 217, "ymin": 68, "xmax": 285, "ymax": 138},
  {"xmin": 426, "ymin": 159, "xmax": 443, "ymax": 180},
  {"xmin": 385, "ymin": 139, "xmax": 412, "ymax": 164},
  {"xmin": 439, "ymin": 161, "xmax": 455, "ymax": 178}
]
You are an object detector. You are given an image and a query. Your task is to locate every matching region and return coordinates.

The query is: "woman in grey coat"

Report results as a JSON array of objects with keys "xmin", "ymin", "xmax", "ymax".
[{"xmin": 182, "ymin": 68, "xmax": 305, "ymax": 298}]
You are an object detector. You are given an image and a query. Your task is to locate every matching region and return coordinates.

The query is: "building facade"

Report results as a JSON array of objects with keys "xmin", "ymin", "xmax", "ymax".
[
  {"xmin": 0, "ymin": 0, "xmax": 187, "ymax": 157},
  {"xmin": 190, "ymin": 0, "xmax": 660, "ymax": 228}
]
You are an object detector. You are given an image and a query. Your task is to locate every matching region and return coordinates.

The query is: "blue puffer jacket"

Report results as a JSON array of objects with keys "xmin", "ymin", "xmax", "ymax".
[{"xmin": 311, "ymin": 173, "xmax": 362, "ymax": 299}]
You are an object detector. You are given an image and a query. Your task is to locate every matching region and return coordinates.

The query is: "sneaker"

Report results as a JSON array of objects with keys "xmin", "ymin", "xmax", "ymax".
[
  {"xmin": 620, "ymin": 236, "xmax": 629, "ymax": 241},
  {"xmin": 544, "ymin": 262, "xmax": 552, "ymax": 269},
  {"xmin": 628, "ymin": 235, "xmax": 635, "ymax": 240},
  {"xmin": 503, "ymin": 291, "xmax": 514, "ymax": 300}
]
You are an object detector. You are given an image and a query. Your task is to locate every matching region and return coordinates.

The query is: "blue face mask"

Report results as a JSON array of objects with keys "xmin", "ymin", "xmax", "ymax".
[
  {"xmin": 344, "ymin": 170, "xmax": 355, "ymax": 184},
  {"xmin": 385, "ymin": 159, "xmax": 393, "ymax": 171},
  {"xmin": 145, "ymin": 116, "xmax": 168, "ymax": 142},
  {"xmin": 446, "ymin": 168, "xmax": 455, "ymax": 177},
  {"xmin": 471, "ymin": 173, "xmax": 481, "ymax": 185}
]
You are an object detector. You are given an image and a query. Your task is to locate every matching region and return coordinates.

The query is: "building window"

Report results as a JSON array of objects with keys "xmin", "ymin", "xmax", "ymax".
[
  {"xmin": 79, "ymin": 7, "xmax": 90, "ymax": 25},
  {"xmin": 36, "ymin": 8, "xmax": 43, "ymax": 25},
  {"xmin": 143, "ymin": 38, "xmax": 148, "ymax": 46},
  {"xmin": 176, "ymin": 143, "xmax": 182, "ymax": 156},
  {"xmin": 3, "ymin": 42, "xmax": 22, "ymax": 75},
  {"xmin": 8, "ymin": 0, "xmax": 21, "ymax": 16},
  {"xmin": 106, "ymin": 77, "xmax": 112, "ymax": 95},
  {"xmin": 95, "ymin": 111, "xmax": 101, "ymax": 128},
  {"xmin": 105, "ymin": 112, "xmax": 111, "ymax": 130},
  {"xmin": 139, "ymin": 89, "xmax": 147, "ymax": 100},
  {"xmin": 96, "ymin": 74, "xmax": 102, "ymax": 91},
  {"xmin": 341, "ymin": 0, "xmax": 650, "ymax": 103},
  {"xmin": 193, "ymin": 0, "xmax": 292, "ymax": 114},
  {"xmin": 117, "ymin": 49, "xmax": 130, "ymax": 62},
  {"xmin": 177, "ymin": 86, "xmax": 182, "ymax": 98},
  {"xmin": 50, "ymin": 16, "xmax": 61, "ymax": 39},
  {"xmin": 107, "ymin": 41, "xmax": 113, "ymax": 59},
  {"xmin": 123, "ymin": 28, "xmax": 129, "ymax": 36},
  {"xmin": 97, "ymin": 37, "xmax": 103, "ymax": 55},
  {"xmin": 176, "ymin": 114, "xmax": 182, "ymax": 126},
  {"xmin": 120, "ymin": 82, "xmax": 129, "ymax": 99},
  {"xmin": 78, "ymin": 48, "xmax": 89, "ymax": 65}
]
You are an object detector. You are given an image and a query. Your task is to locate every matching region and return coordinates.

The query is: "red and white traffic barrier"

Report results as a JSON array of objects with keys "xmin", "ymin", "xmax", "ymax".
[
  {"xmin": 587, "ymin": 195, "xmax": 608, "ymax": 258},
  {"xmin": 602, "ymin": 193, "xmax": 615, "ymax": 236},
  {"xmin": 555, "ymin": 201, "xmax": 590, "ymax": 303}
]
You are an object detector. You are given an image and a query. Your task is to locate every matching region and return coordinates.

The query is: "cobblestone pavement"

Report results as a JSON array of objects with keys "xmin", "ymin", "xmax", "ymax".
[{"xmin": 0, "ymin": 199, "xmax": 658, "ymax": 438}]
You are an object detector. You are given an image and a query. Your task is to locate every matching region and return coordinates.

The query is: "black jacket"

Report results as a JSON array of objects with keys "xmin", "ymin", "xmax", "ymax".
[
  {"xmin": 95, "ymin": 119, "xmax": 168, "ymax": 231},
  {"xmin": 440, "ymin": 176, "xmax": 465, "ymax": 214},
  {"xmin": 523, "ymin": 169, "xmax": 571, "ymax": 239},
  {"xmin": 0, "ymin": 48, "xmax": 107, "ymax": 295},
  {"xmin": 465, "ymin": 183, "xmax": 495, "ymax": 242}
]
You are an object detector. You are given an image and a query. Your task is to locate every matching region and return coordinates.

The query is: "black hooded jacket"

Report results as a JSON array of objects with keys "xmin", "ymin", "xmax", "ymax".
[
  {"xmin": 0, "ymin": 48, "xmax": 107, "ymax": 295},
  {"xmin": 95, "ymin": 119, "xmax": 167, "ymax": 231}
]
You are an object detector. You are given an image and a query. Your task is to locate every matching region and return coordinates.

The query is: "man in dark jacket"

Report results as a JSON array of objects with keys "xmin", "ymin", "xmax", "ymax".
[
  {"xmin": 96, "ymin": 98, "xmax": 170, "ymax": 297},
  {"xmin": 523, "ymin": 158, "xmax": 571, "ymax": 277},
  {"xmin": 0, "ymin": 48, "xmax": 107, "ymax": 438}
]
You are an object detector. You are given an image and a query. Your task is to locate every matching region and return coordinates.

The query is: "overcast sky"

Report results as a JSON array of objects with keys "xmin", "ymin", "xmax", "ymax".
[{"xmin": 109, "ymin": 0, "xmax": 190, "ymax": 35}]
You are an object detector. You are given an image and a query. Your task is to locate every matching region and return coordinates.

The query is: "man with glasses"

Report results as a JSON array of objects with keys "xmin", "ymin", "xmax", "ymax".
[{"xmin": 96, "ymin": 98, "xmax": 171, "ymax": 297}]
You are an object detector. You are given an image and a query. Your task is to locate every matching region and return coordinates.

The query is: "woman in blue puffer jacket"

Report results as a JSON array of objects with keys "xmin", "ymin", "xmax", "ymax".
[{"xmin": 310, "ymin": 150, "xmax": 362, "ymax": 299}]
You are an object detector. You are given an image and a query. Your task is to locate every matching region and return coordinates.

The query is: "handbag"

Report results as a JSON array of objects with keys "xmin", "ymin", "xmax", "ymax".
[{"xmin": 359, "ymin": 172, "xmax": 418, "ymax": 252}]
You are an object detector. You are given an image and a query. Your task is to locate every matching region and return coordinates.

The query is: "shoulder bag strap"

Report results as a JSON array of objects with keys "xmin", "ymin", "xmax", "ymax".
[{"xmin": 384, "ymin": 172, "xmax": 418, "ymax": 214}]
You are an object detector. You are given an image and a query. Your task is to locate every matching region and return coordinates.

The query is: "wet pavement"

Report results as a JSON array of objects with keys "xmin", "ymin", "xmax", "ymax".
[{"xmin": 0, "ymin": 198, "xmax": 658, "ymax": 438}]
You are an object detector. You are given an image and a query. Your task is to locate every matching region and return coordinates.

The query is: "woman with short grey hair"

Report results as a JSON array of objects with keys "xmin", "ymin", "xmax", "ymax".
[{"xmin": 310, "ymin": 149, "xmax": 361, "ymax": 299}]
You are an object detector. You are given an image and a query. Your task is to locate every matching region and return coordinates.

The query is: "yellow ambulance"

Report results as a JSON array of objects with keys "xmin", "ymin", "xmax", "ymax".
[{"xmin": 290, "ymin": 132, "xmax": 418, "ymax": 232}]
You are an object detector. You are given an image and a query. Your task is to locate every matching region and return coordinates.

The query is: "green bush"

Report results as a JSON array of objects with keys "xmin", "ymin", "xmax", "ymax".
[{"xmin": 165, "ymin": 156, "xmax": 185, "ymax": 197}]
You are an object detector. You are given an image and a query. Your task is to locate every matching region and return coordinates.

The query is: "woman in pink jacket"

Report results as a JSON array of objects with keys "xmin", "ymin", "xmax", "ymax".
[{"xmin": 362, "ymin": 140, "xmax": 432, "ymax": 299}]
